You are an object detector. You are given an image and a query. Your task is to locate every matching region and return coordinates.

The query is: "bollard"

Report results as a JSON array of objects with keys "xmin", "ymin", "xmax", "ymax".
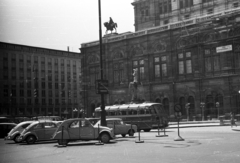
[
  {"xmin": 59, "ymin": 126, "xmax": 66, "ymax": 147},
  {"xmin": 135, "ymin": 124, "xmax": 144, "ymax": 143},
  {"xmin": 156, "ymin": 121, "xmax": 168, "ymax": 137},
  {"xmin": 129, "ymin": 121, "xmax": 135, "ymax": 138},
  {"xmin": 95, "ymin": 124, "xmax": 104, "ymax": 145},
  {"xmin": 162, "ymin": 127, "xmax": 168, "ymax": 137},
  {"xmin": 156, "ymin": 120, "xmax": 161, "ymax": 137}
]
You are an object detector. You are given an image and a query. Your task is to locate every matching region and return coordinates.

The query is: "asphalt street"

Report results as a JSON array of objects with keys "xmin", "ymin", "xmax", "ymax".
[{"xmin": 0, "ymin": 126, "xmax": 239, "ymax": 163}]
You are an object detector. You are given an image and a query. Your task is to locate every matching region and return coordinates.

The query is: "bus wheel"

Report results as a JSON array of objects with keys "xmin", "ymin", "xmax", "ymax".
[
  {"xmin": 128, "ymin": 130, "xmax": 134, "ymax": 136},
  {"xmin": 144, "ymin": 129, "xmax": 151, "ymax": 132},
  {"xmin": 121, "ymin": 134, "xmax": 126, "ymax": 137}
]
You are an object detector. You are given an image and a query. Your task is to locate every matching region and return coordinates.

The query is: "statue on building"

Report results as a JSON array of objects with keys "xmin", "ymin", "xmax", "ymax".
[
  {"xmin": 104, "ymin": 17, "xmax": 117, "ymax": 34},
  {"xmin": 129, "ymin": 68, "xmax": 139, "ymax": 102}
]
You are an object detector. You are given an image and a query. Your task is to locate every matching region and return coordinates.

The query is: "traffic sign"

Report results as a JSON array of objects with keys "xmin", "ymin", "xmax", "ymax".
[
  {"xmin": 95, "ymin": 79, "xmax": 109, "ymax": 94},
  {"xmin": 174, "ymin": 104, "xmax": 181, "ymax": 112}
]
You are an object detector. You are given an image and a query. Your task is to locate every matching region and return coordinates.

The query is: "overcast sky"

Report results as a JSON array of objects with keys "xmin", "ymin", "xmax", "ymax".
[{"xmin": 0, "ymin": 0, "xmax": 135, "ymax": 52}]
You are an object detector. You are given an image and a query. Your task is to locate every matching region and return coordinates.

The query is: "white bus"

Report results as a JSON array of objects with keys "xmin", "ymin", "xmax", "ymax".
[{"xmin": 95, "ymin": 102, "xmax": 168, "ymax": 132}]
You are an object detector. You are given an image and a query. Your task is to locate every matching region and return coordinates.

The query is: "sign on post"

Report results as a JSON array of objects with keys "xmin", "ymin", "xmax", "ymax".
[{"xmin": 95, "ymin": 79, "xmax": 109, "ymax": 94}]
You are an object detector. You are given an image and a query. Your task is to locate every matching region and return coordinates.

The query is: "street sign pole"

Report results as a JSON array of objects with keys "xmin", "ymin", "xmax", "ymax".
[{"xmin": 174, "ymin": 104, "xmax": 184, "ymax": 141}]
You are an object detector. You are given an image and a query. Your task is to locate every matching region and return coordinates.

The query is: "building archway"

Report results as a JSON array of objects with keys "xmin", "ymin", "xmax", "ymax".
[
  {"xmin": 155, "ymin": 98, "xmax": 161, "ymax": 103},
  {"xmin": 215, "ymin": 94, "xmax": 223, "ymax": 116},
  {"xmin": 179, "ymin": 97, "xmax": 186, "ymax": 117},
  {"xmin": 188, "ymin": 96, "xmax": 195, "ymax": 118},
  {"xmin": 205, "ymin": 95, "xmax": 214, "ymax": 118},
  {"xmin": 162, "ymin": 98, "xmax": 169, "ymax": 115}
]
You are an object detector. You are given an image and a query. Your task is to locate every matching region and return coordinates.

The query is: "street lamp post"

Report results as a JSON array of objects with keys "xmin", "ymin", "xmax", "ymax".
[{"xmin": 98, "ymin": 0, "xmax": 106, "ymax": 126}]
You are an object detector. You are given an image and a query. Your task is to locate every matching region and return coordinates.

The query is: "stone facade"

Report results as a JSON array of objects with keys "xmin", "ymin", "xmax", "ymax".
[{"xmin": 80, "ymin": 7, "xmax": 240, "ymax": 119}]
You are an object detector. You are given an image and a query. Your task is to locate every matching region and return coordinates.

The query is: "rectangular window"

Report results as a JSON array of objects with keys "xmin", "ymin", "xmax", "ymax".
[
  {"xmin": 213, "ymin": 56, "xmax": 220, "ymax": 71},
  {"xmin": 41, "ymin": 57, "xmax": 45, "ymax": 63},
  {"xmin": 205, "ymin": 58, "xmax": 212, "ymax": 72},
  {"xmin": 90, "ymin": 67, "xmax": 99, "ymax": 86},
  {"xmin": 139, "ymin": 67, "xmax": 144, "ymax": 80},
  {"xmin": 42, "ymin": 99, "xmax": 46, "ymax": 104},
  {"xmin": 27, "ymin": 90, "xmax": 31, "ymax": 97},
  {"xmin": 113, "ymin": 63, "xmax": 124, "ymax": 84},
  {"xmin": 207, "ymin": 8, "xmax": 213, "ymax": 15},
  {"xmin": 178, "ymin": 52, "xmax": 192, "ymax": 75},
  {"xmin": 162, "ymin": 63, "xmax": 167, "ymax": 76},
  {"xmin": 20, "ymin": 90, "xmax": 24, "ymax": 97},
  {"xmin": 49, "ymin": 91, "xmax": 52, "ymax": 97},
  {"xmin": 179, "ymin": 61, "xmax": 184, "ymax": 74},
  {"xmin": 42, "ymin": 90, "xmax": 45, "ymax": 97},
  {"xmin": 27, "ymin": 99, "xmax": 31, "ymax": 105},
  {"xmin": 186, "ymin": 60, "xmax": 192, "ymax": 74},
  {"xmin": 133, "ymin": 59, "xmax": 145, "ymax": 81},
  {"xmin": 155, "ymin": 65, "xmax": 160, "ymax": 78},
  {"xmin": 34, "ymin": 56, "xmax": 38, "ymax": 63},
  {"xmin": 233, "ymin": 2, "xmax": 239, "ymax": 8}
]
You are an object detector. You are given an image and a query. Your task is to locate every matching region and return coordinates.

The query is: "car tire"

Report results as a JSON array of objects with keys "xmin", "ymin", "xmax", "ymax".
[
  {"xmin": 128, "ymin": 130, "xmax": 134, "ymax": 136},
  {"xmin": 121, "ymin": 134, "xmax": 126, "ymax": 137},
  {"xmin": 14, "ymin": 135, "xmax": 21, "ymax": 143},
  {"xmin": 58, "ymin": 139, "xmax": 68, "ymax": 146},
  {"xmin": 100, "ymin": 133, "xmax": 110, "ymax": 143},
  {"xmin": 26, "ymin": 135, "xmax": 36, "ymax": 144}
]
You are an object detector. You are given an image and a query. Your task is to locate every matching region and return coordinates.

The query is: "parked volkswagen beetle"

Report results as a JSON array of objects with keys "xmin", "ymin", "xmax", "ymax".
[
  {"xmin": 5, "ymin": 121, "xmax": 34, "ymax": 143},
  {"xmin": 52, "ymin": 118, "xmax": 115, "ymax": 146},
  {"xmin": 18, "ymin": 120, "xmax": 58, "ymax": 144}
]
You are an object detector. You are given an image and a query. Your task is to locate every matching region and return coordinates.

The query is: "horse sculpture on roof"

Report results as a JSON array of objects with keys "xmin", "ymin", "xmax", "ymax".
[{"xmin": 104, "ymin": 17, "xmax": 117, "ymax": 34}]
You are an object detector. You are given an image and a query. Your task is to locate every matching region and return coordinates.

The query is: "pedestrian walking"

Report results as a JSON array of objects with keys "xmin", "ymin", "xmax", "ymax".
[{"xmin": 230, "ymin": 112, "xmax": 237, "ymax": 128}]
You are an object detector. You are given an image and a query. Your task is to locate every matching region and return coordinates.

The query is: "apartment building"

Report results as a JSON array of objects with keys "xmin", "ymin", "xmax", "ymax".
[{"xmin": 0, "ymin": 42, "xmax": 82, "ymax": 118}]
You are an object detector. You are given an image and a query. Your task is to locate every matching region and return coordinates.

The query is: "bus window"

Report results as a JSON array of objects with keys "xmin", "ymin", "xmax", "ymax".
[
  {"xmin": 153, "ymin": 105, "xmax": 161, "ymax": 115},
  {"xmin": 132, "ymin": 110, "xmax": 138, "ymax": 115},
  {"xmin": 150, "ymin": 106, "xmax": 156, "ymax": 114},
  {"xmin": 128, "ymin": 110, "xmax": 132, "ymax": 115},
  {"xmin": 139, "ymin": 109, "xmax": 145, "ymax": 114},
  {"xmin": 121, "ymin": 111, "xmax": 127, "ymax": 115},
  {"xmin": 145, "ymin": 108, "xmax": 150, "ymax": 114},
  {"xmin": 110, "ymin": 112, "xmax": 115, "ymax": 116}
]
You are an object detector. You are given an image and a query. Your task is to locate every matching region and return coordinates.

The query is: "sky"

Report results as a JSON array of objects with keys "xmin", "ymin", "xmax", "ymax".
[{"xmin": 0, "ymin": 0, "xmax": 135, "ymax": 52}]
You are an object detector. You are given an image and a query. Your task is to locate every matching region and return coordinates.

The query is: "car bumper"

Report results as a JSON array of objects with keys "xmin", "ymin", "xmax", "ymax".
[
  {"xmin": 18, "ymin": 136, "xmax": 25, "ymax": 142},
  {"xmin": 4, "ymin": 135, "xmax": 13, "ymax": 141}
]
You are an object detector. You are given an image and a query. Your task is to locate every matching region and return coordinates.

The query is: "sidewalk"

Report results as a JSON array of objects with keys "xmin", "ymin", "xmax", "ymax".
[{"xmin": 167, "ymin": 120, "xmax": 240, "ymax": 128}]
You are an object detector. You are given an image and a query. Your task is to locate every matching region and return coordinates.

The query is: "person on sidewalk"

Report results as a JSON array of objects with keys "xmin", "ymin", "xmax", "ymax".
[{"xmin": 230, "ymin": 112, "xmax": 237, "ymax": 128}]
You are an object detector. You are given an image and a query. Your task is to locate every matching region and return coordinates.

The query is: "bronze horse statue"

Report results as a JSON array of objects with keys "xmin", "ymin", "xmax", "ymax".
[{"xmin": 104, "ymin": 17, "xmax": 117, "ymax": 34}]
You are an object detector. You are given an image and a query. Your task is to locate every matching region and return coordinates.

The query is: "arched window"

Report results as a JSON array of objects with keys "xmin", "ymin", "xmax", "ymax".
[
  {"xmin": 206, "ymin": 95, "xmax": 214, "ymax": 117},
  {"xmin": 155, "ymin": 98, "xmax": 161, "ymax": 103},
  {"xmin": 188, "ymin": 96, "xmax": 195, "ymax": 116},
  {"xmin": 215, "ymin": 94, "xmax": 223, "ymax": 115},
  {"xmin": 120, "ymin": 101, "xmax": 125, "ymax": 104},
  {"xmin": 179, "ymin": 97, "xmax": 186, "ymax": 116},
  {"xmin": 162, "ymin": 98, "xmax": 169, "ymax": 115}
]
